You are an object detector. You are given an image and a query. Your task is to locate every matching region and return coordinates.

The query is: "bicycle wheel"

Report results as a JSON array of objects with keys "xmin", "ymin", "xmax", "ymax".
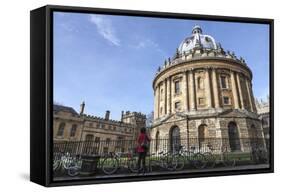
[
  {"xmin": 192, "ymin": 153, "xmax": 207, "ymax": 169},
  {"xmin": 203, "ymin": 152, "xmax": 216, "ymax": 168},
  {"xmin": 164, "ymin": 155, "xmax": 177, "ymax": 171},
  {"xmin": 128, "ymin": 157, "xmax": 139, "ymax": 173},
  {"xmin": 101, "ymin": 157, "xmax": 119, "ymax": 175},
  {"xmin": 53, "ymin": 160, "xmax": 60, "ymax": 171},
  {"xmin": 222, "ymin": 153, "xmax": 236, "ymax": 167},
  {"xmin": 175, "ymin": 155, "xmax": 185, "ymax": 171},
  {"xmin": 67, "ymin": 166, "xmax": 80, "ymax": 177}
]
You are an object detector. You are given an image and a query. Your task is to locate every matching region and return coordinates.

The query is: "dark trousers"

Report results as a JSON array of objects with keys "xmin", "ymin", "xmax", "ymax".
[{"xmin": 137, "ymin": 151, "xmax": 147, "ymax": 171}]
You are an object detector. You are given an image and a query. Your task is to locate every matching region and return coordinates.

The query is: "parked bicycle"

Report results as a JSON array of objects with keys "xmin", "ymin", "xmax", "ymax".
[
  {"xmin": 66, "ymin": 155, "xmax": 83, "ymax": 177},
  {"xmin": 101, "ymin": 151, "xmax": 138, "ymax": 175},
  {"xmin": 149, "ymin": 151, "xmax": 179, "ymax": 171},
  {"xmin": 203, "ymin": 144, "xmax": 236, "ymax": 168},
  {"xmin": 251, "ymin": 144, "xmax": 268, "ymax": 164},
  {"xmin": 175, "ymin": 145, "xmax": 207, "ymax": 170},
  {"xmin": 53, "ymin": 152, "xmax": 79, "ymax": 174}
]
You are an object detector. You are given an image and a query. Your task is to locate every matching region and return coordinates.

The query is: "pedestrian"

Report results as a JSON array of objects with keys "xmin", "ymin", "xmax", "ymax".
[{"xmin": 136, "ymin": 127, "xmax": 150, "ymax": 173}]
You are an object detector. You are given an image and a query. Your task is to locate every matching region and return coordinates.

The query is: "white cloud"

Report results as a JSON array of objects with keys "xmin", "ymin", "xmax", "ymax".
[
  {"xmin": 132, "ymin": 39, "xmax": 167, "ymax": 56},
  {"xmin": 89, "ymin": 15, "xmax": 120, "ymax": 46}
]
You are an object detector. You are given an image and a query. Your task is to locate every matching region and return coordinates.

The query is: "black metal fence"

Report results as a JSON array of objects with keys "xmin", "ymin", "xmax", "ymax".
[{"xmin": 53, "ymin": 137, "xmax": 269, "ymax": 160}]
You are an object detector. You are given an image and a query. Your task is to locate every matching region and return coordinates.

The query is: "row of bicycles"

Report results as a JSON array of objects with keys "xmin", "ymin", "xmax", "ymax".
[
  {"xmin": 148, "ymin": 144, "xmax": 236, "ymax": 173},
  {"xmin": 53, "ymin": 145, "xmax": 234, "ymax": 176},
  {"xmin": 53, "ymin": 144, "xmax": 268, "ymax": 176}
]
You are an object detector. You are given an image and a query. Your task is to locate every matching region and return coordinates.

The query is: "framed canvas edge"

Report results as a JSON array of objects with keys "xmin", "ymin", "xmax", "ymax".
[{"xmin": 30, "ymin": 4, "xmax": 274, "ymax": 187}]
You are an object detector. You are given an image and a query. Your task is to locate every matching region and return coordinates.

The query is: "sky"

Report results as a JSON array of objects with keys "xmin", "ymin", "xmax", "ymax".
[{"xmin": 53, "ymin": 12, "xmax": 270, "ymax": 120}]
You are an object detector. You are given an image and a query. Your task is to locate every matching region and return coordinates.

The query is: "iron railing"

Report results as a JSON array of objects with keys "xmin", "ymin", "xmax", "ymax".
[{"xmin": 53, "ymin": 138, "xmax": 269, "ymax": 160}]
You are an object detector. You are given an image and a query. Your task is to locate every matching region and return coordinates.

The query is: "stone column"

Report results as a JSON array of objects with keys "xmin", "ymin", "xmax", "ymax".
[
  {"xmin": 236, "ymin": 73, "xmax": 245, "ymax": 109},
  {"xmin": 212, "ymin": 67, "xmax": 220, "ymax": 108},
  {"xmin": 188, "ymin": 69, "xmax": 196, "ymax": 110},
  {"xmin": 164, "ymin": 79, "xmax": 167, "ymax": 114},
  {"xmin": 230, "ymin": 70, "xmax": 240, "ymax": 109},
  {"xmin": 249, "ymin": 81, "xmax": 257, "ymax": 113},
  {"xmin": 205, "ymin": 67, "xmax": 212, "ymax": 108},
  {"xmin": 245, "ymin": 78, "xmax": 254, "ymax": 112},
  {"xmin": 158, "ymin": 83, "xmax": 161, "ymax": 117},
  {"xmin": 154, "ymin": 85, "xmax": 158, "ymax": 119},
  {"xmin": 182, "ymin": 71, "xmax": 188, "ymax": 112},
  {"xmin": 185, "ymin": 71, "xmax": 189, "ymax": 111},
  {"xmin": 167, "ymin": 77, "xmax": 171, "ymax": 114}
]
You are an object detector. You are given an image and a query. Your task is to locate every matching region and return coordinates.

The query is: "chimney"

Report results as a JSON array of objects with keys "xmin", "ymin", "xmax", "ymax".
[
  {"xmin": 121, "ymin": 111, "xmax": 124, "ymax": 122},
  {"xmin": 80, "ymin": 101, "xmax": 85, "ymax": 115},
  {"xmin": 105, "ymin": 110, "xmax": 110, "ymax": 120}
]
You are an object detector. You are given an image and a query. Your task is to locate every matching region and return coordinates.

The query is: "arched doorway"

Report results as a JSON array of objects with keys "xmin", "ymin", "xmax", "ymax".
[
  {"xmin": 198, "ymin": 124, "xmax": 207, "ymax": 148},
  {"xmin": 155, "ymin": 131, "xmax": 160, "ymax": 152},
  {"xmin": 228, "ymin": 122, "xmax": 241, "ymax": 151},
  {"xmin": 249, "ymin": 124, "xmax": 261, "ymax": 150},
  {"xmin": 170, "ymin": 126, "xmax": 181, "ymax": 152}
]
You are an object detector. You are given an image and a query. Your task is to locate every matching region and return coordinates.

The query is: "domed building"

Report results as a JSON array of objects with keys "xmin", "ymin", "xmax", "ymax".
[{"xmin": 150, "ymin": 25, "xmax": 265, "ymax": 153}]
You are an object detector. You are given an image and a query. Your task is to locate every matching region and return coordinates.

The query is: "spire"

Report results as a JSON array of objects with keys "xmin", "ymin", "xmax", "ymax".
[{"xmin": 80, "ymin": 101, "xmax": 85, "ymax": 115}]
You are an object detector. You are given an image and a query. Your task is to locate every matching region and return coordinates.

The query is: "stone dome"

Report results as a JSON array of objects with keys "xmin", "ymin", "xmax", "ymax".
[{"xmin": 178, "ymin": 25, "xmax": 218, "ymax": 54}]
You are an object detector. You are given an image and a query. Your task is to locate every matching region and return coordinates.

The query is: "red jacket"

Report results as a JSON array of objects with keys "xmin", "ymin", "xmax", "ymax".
[{"xmin": 136, "ymin": 133, "xmax": 150, "ymax": 153}]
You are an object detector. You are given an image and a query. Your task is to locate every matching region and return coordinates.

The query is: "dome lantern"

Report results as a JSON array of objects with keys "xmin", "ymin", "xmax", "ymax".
[{"xmin": 178, "ymin": 25, "xmax": 218, "ymax": 54}]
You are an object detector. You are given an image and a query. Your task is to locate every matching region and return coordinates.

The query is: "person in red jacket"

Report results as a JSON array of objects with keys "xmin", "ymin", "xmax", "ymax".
[{"xmin": 136, "ymin": 127, "xmax": 150, "ymax": 173}]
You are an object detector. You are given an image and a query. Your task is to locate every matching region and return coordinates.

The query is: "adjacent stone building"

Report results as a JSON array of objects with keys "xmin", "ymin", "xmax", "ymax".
[
  {"xmin": 150, "ymin": 25, "xmax": 265, "ymax": 153},
  {"xmin": 256, "ymin": 97, "xmax": 270, "ymax": 149},
  {"xmin": 53, "ymin": 102, "xmax": 146, "ymax": 154}
]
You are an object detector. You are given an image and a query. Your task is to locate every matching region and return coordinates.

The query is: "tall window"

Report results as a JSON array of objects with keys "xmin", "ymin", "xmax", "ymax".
[
  {"xmin": 220, "ymin": 76, "xmax": 228, "ymax": 89},
  {"xmin": 70, "ymin": 124, "xmax": 77, "ymax": 137},
  {"xmin": 197, "ymin": 77, "xmax": 204, "ymax": 89},
  {"xmin": 57, "ymin": 122, "xmax": 65, "ymax": 137},
  {"xmin": 228, "ymin": 122, "xmax": 241, "ymax": 151},
  {"xmin": 117, "ymin": 136, "xmax": 124, "ymax": 147},
  {"xmin": 95, "ymin": 137, "xmax": 100, "ymax": 143},
  {"xmin": 198, "ymin": 124, "xmax": 208, "ymax": 148},
  {"xmin": 106, "ymin": 138, "xmax": 111, "ymax": 145},
  {"xmin": 175, "ymin": 81, "xmax": 180, "ymax": 94},
  {"xmin": 198, "ymin": 124, "xmax": 207, "ymax": 141},
  {"xmin": 160, "ymin": 89, "xmax": 163, "ymax": 101}
]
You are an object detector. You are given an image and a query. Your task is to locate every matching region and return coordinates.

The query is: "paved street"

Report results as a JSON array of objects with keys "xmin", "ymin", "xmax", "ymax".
[{"xmin": 54, "ymin": 164, "xmax": 270, "ymax": 181}]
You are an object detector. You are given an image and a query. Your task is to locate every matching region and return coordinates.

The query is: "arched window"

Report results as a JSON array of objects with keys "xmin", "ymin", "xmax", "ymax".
[
  {"xmin": 57, "ymin": 122, "xmax": 65, "ymax": 137},
  {"xmin": 197, "ymin": 77, "xmax": 204, "ymax": 89},
  {"xmin": 170, "ymin": 126, "xmax": 181, "ymax": 152},
  {"xmin": 155, "ymin": 131, "xmax": 160, "ymax": 152},
  {"xmin": 70, "ymin": 124, "xmax": 77, "ymax": 137},
  {"xmin": 198, "ymin": 124, "xmax": 207, "ymax": 147},
  {"xmin": 228, "ymin": 122, "xmax": 241, "ymax": 151}
]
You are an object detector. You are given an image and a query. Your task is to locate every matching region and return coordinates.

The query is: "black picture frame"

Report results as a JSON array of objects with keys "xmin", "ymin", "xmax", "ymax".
[{"xmin": 30, "ymin": 4, "xmax": 274, "ymax": 187}]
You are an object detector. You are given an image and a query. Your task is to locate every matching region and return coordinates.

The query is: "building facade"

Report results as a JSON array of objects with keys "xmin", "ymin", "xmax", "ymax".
[
  {"xmin": 256, "ymin": 97, "xmax": 270, "ymax": 149},
  {"xmin": 53, "ymin": 102, "xmax": 146, "ymax": 154},
  {"xmin": 150, "ymin": 25, "xmax": 265, "ymax": 153}
]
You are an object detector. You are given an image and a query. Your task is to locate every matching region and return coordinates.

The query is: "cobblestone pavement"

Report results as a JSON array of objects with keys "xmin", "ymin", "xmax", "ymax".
[{"xmin": 54, "ymin": 164, "xmax": 270, "ymax": 181}]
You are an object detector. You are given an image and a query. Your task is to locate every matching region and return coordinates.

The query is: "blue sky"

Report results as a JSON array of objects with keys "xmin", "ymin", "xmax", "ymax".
[{"xmin": 53, "ymin": 12, "xmax": 270, "ymax": 120}]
